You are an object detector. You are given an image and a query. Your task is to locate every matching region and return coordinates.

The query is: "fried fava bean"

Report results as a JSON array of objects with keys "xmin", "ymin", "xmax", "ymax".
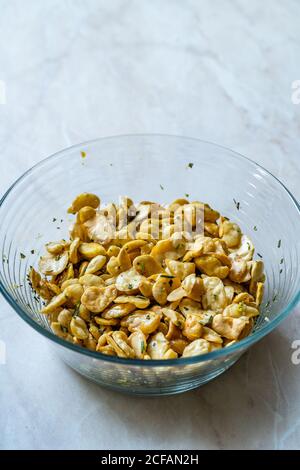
[
  {"xmin": 212, "ymin": 314, "xmax": 250, "ymax": 340},
  {"xmin": 79, "ymin": 273, "xmax": 105, "ymax": 287},
  {"xmin": 121, "ymin": 310, "xmax": 161, "ymax": 334},
  {"xmin": 107, "ymin": 245, "xmax": 121, "ymax": 257},
  {"xmin": 41, "ymin": 292, "xmax": 67, "ymax": 313},
  {"xmin": 178, "ymin": 298, "xmax": 202, "ymax": 316},
  {"xmin": 70, "ymin": 316, "xmax": 89, "ymax": 340},
  {"xmin": 32, "ymin": 193, "xmax": 265, "ymax": 359},
  {"xmin": 219, "ymin": 218, "xmax": 242, "ymax": 248},
  {"xmin": 95, "ymin": 317, "xmax": 119, "ymax": 326},
  {"xmin": 229, "ymin": 235, "xmax": 254, "ymax": 262},
  {"xmin": 128, "ymin": 330, "xmax": 147, "ymax": 359},
  {"xmin": 256, "ymin": 282, "xmax": 264, "ymax": 306},
  {"xmin": 169, "ymin": 338, "xmax": 189, "ymax": 355},
  {"xmin": 29, "ymin": 268, "xmax": 59, "ymax": 300},
  {"xmin": 161, "ymin": 308, "xmax": 185, "ymax": 328},
  {"xmin": 51, "ymin": 322, "xmax": 68, "ymax": 339},
  {"xmin": 107, "ymin": 331, "xmax": 135, "ymax": 358},
  {"xmin": 133, "ymin": 255, "xmax": 163, "ymax": 276},
  {"xmin": 195, "ymin": 254, "xmax": 230, "ymax": 279},
  {"xmin": 115, "ymin": 268, "xmax": 143, "ymax": 293},
  {"xmin": 78, "ymin": 304, "xmax": 91, "ymax": 322},
  {"xmin": 181, "ymin": 274, "xmax": 203, "ymax": 301},
  {"xmin": 139, "ymin": 278, "xmax": 154, "ymax": 298},
  {"xmin": 249, "ymin": 261, "xmax": 265, "ymax": 295},
  {"xmin": 60, "ymin": 279, "xmax": 75, "ymax": 293},
  {"xmin": 116, "ymin": 247, "xmax": 132, "ymax": 272},
  {"xmin": 68, "ymin": 193, "xmax": 100, "ymax": 214},
  {"xmin": 150, "ymin": 238, "xmax": 186, "ymax": 265},
  {"xmin": 76, "ymin": 206, "xmax": 96, "ymax": 223},
  {"xmin": 64, "ymin": 284, "xmax": 84, "ymax": 305},
  {"xmin": 229, "ymin": 259, "xmax": 252, "ymax": 283},
  {"xmin": 102, "ymin": 303, "xmax": 136, "ymax": 319},
  {"xmin": 202, "ymin": 277, "xmax": 228, "ymax": 312},
  {"xmin": 165, "ymin": 321, "xmax": 181, "ymax": 340},
  {"xmin": 114, "ymin": 295, "xmax": 150, "ymax": 309},
  {"xmin": 182, "ymin": 339, "xmax": 211, "ymax": 357},
  {"xmin": 39, "ymin": 251, "xmax": 69, "ymax": 276},
  {"xmin": 58, "ymin": 309, "xmax": 73, "ymax": 328},
  {"xmin": 152, "ymin": 275, "xmax": 181, "ymax": 305},
  {"xmin": 85, "ymin": 255, "xmax": 107, "ymax": 274},
  {"xmin": 165, "ymin": 259, "xmax": 195, "ymax": 280},
  {"xmin": 202, "ymin": 326, "xmax": 223, "ymax": 344},
  {"xmin": 147, "ymin": 332, "xmax": 170, "ymax": 359},
  {"xmin": 223, "ymin": 302, "xmax": 259, "ymax": 318},
  {"xmin": 81, "ymin": 285, "xmax": 117, "ymax": 313},
  {"xmin": 78, "ymin": 242, "xmax": 106, "ymax": 260},
  {"xmin": 46, "ymin": 241, "xmax": 65, "ymax": 255},
  {"xmin": 69, "ymin": 237, "xmax": 81, "ymax": 264},
  {"xmin": 182, "ymin": 314, "xmax": 203, "ymax": 341},
  {"xmin": 204, "ymin": 203, "xmax": 220, "ymax": 222}
]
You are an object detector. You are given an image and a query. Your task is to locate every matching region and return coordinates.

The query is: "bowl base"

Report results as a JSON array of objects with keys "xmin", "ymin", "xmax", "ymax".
[{"xmin": 64, "ymin": 359, "xmax": 236, "ymax": 396}]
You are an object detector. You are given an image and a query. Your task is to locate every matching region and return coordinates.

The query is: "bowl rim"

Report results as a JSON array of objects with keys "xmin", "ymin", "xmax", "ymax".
[{"xmin": 1, "ymin": 133, "xmax": 299, "ymax": 366}]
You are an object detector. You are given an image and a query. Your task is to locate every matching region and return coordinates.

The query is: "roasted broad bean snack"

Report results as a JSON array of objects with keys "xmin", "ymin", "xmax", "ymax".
[{"xmin": 29, "ymin": 193, "xmax": 265, "ymax": 359}]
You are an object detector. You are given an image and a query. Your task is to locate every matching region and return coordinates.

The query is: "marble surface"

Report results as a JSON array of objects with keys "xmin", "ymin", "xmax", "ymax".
[{"xmin": 0, "ymin": 0, "xmax": 300, "ymax": 450}]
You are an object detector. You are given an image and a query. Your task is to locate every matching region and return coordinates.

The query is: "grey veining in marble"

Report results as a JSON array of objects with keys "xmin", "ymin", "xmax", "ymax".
[{"xmin": 0, "ymin": 0, "xmax": 300, "ymax": 450}]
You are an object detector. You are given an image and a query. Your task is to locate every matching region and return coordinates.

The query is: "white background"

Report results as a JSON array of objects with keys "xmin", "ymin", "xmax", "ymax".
[{"xmin": 0, "ymin": 0, "xmax": 300, "ymax": 450}]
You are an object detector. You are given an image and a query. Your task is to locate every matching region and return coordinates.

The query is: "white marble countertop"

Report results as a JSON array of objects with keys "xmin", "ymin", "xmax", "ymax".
[{"xmin": 0, "ymin": 0, "xmax": 300, "ymax": 450}]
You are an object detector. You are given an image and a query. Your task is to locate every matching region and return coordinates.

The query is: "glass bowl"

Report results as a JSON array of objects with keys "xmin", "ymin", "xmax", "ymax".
[{"xmin": 0, "ymin": 135, "xmax": 299, "ymax": 396}]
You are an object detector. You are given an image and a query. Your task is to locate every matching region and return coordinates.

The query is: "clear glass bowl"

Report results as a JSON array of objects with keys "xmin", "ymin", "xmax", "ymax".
[{"xmin": 1, "ymin": 135, "xmax": 299, "ymax": 396}]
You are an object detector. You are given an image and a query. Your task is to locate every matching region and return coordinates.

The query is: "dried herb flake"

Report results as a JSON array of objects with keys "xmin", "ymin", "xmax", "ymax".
[{"xmin": 233, "ymin": 198, "xmax": 240, "ymax": 210}]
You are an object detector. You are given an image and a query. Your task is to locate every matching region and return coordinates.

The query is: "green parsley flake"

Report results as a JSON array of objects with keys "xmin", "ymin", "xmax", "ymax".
[
  {"xmin": 81, "ymin": 151, "xmax": 86, "ymax": 159},
  {"xmin": 199, "ymin": 315, "xmax": 213, "ymax": 326},
  {"xmin": 139, "ymin": 262, "xmax": 145, "ymax": 273},
  {"xmin": 233, "ymin": 198, "xmax": 240, "ymax": 210},
  {"xmin": 187, "ymin": 163, "xmax": 194, "ymax": 168},
  {"xmin": 20, "ymin": 252, "xmax": 26, "ymax": 259},
  {"xmin": 73, "ymin": 302, "xmax": 81, "ymax": 317}
]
